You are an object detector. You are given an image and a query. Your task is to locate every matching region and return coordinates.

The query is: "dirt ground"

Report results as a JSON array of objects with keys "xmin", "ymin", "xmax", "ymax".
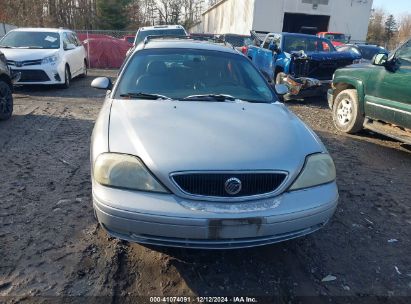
[{"xmin": 0, "ymin": 70, "xmax": 410, "ymax": 303}]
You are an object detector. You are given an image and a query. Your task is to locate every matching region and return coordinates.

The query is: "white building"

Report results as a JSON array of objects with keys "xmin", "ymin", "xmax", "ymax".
[{"xmin": 190, "ymin": 0, "xmax": 373, "ymax": 42}]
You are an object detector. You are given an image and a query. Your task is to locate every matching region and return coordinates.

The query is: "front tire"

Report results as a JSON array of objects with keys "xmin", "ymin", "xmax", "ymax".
[
  {"xmin": 61, "ymin": 66, "xmax": 71, "ymax": 89},
  {"xmin": 79, "ymin": 60, "xmax": 87, "ymax": 78},
  {"xmin": 0, "ymin": 81, "xmax": 13, "ymax": 121},
  {"xmin": 332, "ymin": 89, "xmax": 364, "ymax": 134}
]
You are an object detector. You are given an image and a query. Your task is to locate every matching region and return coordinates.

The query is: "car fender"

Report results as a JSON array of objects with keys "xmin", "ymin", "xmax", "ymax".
[
  {"xmin": 333, "ymin": 76, "xmax": 366, "ymax": 114},
  {"xmin": 275, "ymin": 53, "xmax": 291, "ymax": 74}
]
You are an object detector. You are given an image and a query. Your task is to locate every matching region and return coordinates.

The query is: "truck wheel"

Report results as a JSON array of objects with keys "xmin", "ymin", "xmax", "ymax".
[
  {"xmin": 0, "ymin": 81, "xmax": 13, "ymax": 121},
  {"xmin": 332, "ymin": 89, "xmax": 364, "ymax": 134}
]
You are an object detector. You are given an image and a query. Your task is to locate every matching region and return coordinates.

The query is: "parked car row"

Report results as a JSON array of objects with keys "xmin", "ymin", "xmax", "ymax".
[
  {"xmin": 243, "ymin": 29, "xmax": 410, "ymax": 145},
  {"xmin": 246, "ymin": 31, "xmax": 360, "ymax": 98}
]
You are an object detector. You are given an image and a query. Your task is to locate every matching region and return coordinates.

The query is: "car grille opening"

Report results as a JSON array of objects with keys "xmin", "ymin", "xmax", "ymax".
[
  {"xmin": 293, "ymin": 59, "xmax": 353, "ymax": 80},
  {"xmin": 7, "ymin": 59, "xmax": 42, "ymax": 66},
  {"xmin": 172, "ymin": 172, "xmax": 287, "ymax": 198},
  {"xmin": 11, "ymin": 69, "xmax": 50, "ymax": 82}
]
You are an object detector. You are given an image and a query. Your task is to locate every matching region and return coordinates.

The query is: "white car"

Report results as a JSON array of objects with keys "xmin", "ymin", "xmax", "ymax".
[
  {"xmin": 126, "ymin": 25, "xmax": 188, "ymax": 57},
  {"xmin": 0, "ymin": 28, "xmax": 87, "ymax": 88},
  {"xmin": 133, "ymin": 25, "xmax": 188, "ymax": 46}
]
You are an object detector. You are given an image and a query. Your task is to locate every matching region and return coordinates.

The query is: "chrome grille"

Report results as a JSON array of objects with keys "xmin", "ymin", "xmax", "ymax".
[
  {"xmin": 172, "ymin": 172, "xmax": 287, "ymax": 198},
  {"xmin": 7, "ymin": 59, "xmax": 42, "ymax": 67}
]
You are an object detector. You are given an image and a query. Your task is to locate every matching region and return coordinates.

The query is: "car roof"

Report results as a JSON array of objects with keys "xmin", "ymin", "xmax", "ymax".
[
  {"xmin": 135, "ymin": 38, "xmax": 238, "ymax": 54},
  {"xmin": 281, "ymin": 32, "xmax": 324, "ymax": 38},
  {"xmin": 223, "ymin": 33, "xmax": 251, "ymax": 37},
  {"xmin": 139, "ymin": 25, "xmax": 185, "ymax": 32},
  {"xmin": 10, "ymin": 27, "xmax": 72, "ymax": 34}
]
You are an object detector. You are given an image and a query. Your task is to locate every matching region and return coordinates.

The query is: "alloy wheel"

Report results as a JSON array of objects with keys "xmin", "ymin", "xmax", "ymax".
[{"xmin": 336, "ymin": 98, "xmax": 353, "ymax": 126}]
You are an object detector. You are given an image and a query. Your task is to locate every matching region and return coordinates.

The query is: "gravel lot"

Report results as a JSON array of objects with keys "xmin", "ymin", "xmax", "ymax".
[{"xmin": 1, "ymin": 70, "xmax": 410, "ymax": 303}]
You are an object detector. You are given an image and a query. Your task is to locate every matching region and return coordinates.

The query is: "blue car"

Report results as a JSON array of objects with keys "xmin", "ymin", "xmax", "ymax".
[{"xmin": 247, "ymin": 31, "xmax": 360, "ymax": 98}]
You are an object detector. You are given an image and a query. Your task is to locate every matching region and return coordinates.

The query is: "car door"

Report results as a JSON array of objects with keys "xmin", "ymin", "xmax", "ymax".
[
  {"xmin": 62, "ymin": 32, "xmax": 78, "ymax": 76},
  {"xmin": 68, "ymin": 32, "xmax": 84, "ymax": 75},
  {"xmin": 365, "ymin": 40, "xmax": 411, "ymax": 129},
  {"xmin": 72, "ymin": 32, "xmax": 86, "ymax": 71},
  {"xmin": 257, "ymin": 34, "xmax": 276, "ymax": 80}
]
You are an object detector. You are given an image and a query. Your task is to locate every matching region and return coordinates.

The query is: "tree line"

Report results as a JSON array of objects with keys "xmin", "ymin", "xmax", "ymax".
[
  {"xmin": 0, "ymin": 0, "xmax": 213, "ymax": 31},
  {"xmin": 2, "ymin": 1, "xmax": 411, "ymax": 49},
  {"xmin": 367, "ymin": 8, "xmax": 411, "ymax": 50}
]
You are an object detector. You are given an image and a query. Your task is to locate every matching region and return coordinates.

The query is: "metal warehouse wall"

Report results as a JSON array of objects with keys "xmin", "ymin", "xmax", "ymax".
[
  {"xmin": 253, "ymin": 0, "xmax": 373, "ymax": 41},
  {"xmin": 191, "ymin": 0, "xmax": 373, "ymax": 41},
  {"xmin": 191, "ymin": 0, "xmax": 256, "ymax": 34}
]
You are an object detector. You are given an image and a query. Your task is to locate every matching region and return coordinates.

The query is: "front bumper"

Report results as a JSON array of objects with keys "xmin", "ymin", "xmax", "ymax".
[
  {"xmin": 327, "ymin": 88, "xmax": 335, "ymax": 109},
  {"xmin": 9, "ymin": 63, "xmax": 65, "ymax": 85},
  {"xmin": 280, "ymin": 74, "xmax": 331, "ymax": 98},
  {"xmin": 93, "ymin": 182, "xmax": 339, "ymax": 249}
]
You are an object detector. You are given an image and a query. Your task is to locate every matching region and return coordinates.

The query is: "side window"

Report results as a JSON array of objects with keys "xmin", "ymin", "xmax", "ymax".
[
  {"xmin": 396, "ymin": 40, "xmax": 411, "ymax": 61},
  {"xmin": 62, "ymin": 33, "xmax": 71, "ymax": 49},
  {"xmin": 67, "ymin": 33, "xmax": 78, "ymax": 46},
  {"xmin": 71, "ymin": 33, "xmax": 81, "ymax": 46}
]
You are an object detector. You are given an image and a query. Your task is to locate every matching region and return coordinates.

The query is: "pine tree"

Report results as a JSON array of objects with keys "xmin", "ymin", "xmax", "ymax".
[
  {"xmin": 384, "ymin": 14, "xmax": 398, "ymax": 43},
  {"xmin": 96, "ymin": 0, "xmax": 132, "ymax": 30}
]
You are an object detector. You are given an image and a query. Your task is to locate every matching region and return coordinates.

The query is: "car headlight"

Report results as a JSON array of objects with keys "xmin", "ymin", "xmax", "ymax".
[
  {"xmin": 93, "ymin": 153, "xmax": 168, "ymax": 193},
  {"xmin": 353, "ymin": 59, "xmax": 361, "ymax": 64},
  {"xmin": 289, "ymin": 153, "xmax": 336, "ymax": 191},
  {"xmin": 42, "ymin": 55, "xmax": 59, "ymax": 65}
]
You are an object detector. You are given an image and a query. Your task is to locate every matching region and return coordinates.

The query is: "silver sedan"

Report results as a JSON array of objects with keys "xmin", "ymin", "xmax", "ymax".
[{"xmin": 90, "ymin": 38, "xmax": 339, "ymax": 249}]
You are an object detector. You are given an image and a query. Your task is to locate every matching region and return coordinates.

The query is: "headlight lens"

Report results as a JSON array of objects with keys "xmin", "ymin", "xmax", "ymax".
[
  {"xmin": 42, "ymin": 55, "xmax": 59, "ymax": 65},
  {"xmin": 289, "ymin": 153, "xmax": 336, "ymax": 191},
  {"xmin": 94, "ymin": 153, "xmax": 168, "ymax": 193}
]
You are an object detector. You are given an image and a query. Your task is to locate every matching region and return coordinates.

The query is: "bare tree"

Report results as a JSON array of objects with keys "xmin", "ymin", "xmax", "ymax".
[
  {"xmin": 367, "ymin": 8, "xmax": 386, "ymax": 46},
  {"xmin": 397, "ymin": 14, "xmax": 411, "ymax": 45},
  {"xmin": 0, "ymin": 0, "xmax": 207, "ymax": 30}
]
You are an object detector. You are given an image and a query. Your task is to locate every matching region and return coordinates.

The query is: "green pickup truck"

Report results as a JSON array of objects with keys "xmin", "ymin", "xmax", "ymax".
[{"xmin": 328, "ymin": 39, "xmax": 411, "ymax": 144}]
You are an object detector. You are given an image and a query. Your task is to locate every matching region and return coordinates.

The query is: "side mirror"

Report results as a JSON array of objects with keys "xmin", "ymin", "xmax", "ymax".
[
  {"xmin": 64, "ymin": 43, "xmax": 76, "ymax": 51},
  {"xmin": 275, "ymin": 84, "xmax": 289, "ymax": 96},
  {"xmin": 372, "ymin": 53, "xmax": 388, "ymax": 66},
  {"xmin": 91, "ymin": 77, "xmax": 113, "ymax": 90}
]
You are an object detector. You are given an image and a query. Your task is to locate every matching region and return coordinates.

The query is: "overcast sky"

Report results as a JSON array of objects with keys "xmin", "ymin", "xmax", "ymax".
[{"xmin": 373, "ymin": 0, "xmax": 411, "ymax": 17}]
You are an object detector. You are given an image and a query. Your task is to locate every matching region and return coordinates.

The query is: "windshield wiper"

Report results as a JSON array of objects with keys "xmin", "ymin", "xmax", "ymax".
[
  {"xmin": 120, "ymin": 92, "xmax": 171, "ymax": 100},
  {"xmin": 183, "ymin": 94, "xmax": 237, "ymax": 102}
]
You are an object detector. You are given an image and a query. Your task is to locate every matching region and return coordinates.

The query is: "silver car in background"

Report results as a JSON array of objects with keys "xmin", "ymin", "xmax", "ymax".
[{"xmin": 91, "ymin": 38, "xmax": 339, "ymax": 249}]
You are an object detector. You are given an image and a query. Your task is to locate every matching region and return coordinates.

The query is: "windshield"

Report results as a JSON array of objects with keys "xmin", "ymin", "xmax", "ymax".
[
  {"xmin": 224, "ymin": 36, "xmax": 253, "ymax": 47},
  {"xmin": 0, "ymin": 31, "xmax": 60, "ymax": 49},
  {"xmin": 283, "ymin": 36, "xmax": 336, "ymax": 53},
  {"xmin": 135, "ymin": 29, "xmax": 187, "ymax": 45},
  {"xmin": 115, "ymin": 48, "xmax": 275, "ymax": 103},
  {"xmin": 324, "ymin": 33, "xmax": 346, "ymax": 43}
]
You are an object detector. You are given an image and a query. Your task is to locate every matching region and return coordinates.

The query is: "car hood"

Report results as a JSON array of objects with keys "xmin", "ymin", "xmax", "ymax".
[
  {"xmin": 0, "ymin": 48, "xmax": 58, "ymax": 61},
  {"xmin": 304, "ymin": 51, "xmax": 357, "ymax": 61},
  {"xmin": 108, "ymin": 100, "xmax": 325, "ymax": 184}
]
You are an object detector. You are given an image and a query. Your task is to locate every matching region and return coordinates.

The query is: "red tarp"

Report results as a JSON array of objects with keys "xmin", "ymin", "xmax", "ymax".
[{"xmin": 82, "ymin": 37, "xmax": 130, "ymax": 69}]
